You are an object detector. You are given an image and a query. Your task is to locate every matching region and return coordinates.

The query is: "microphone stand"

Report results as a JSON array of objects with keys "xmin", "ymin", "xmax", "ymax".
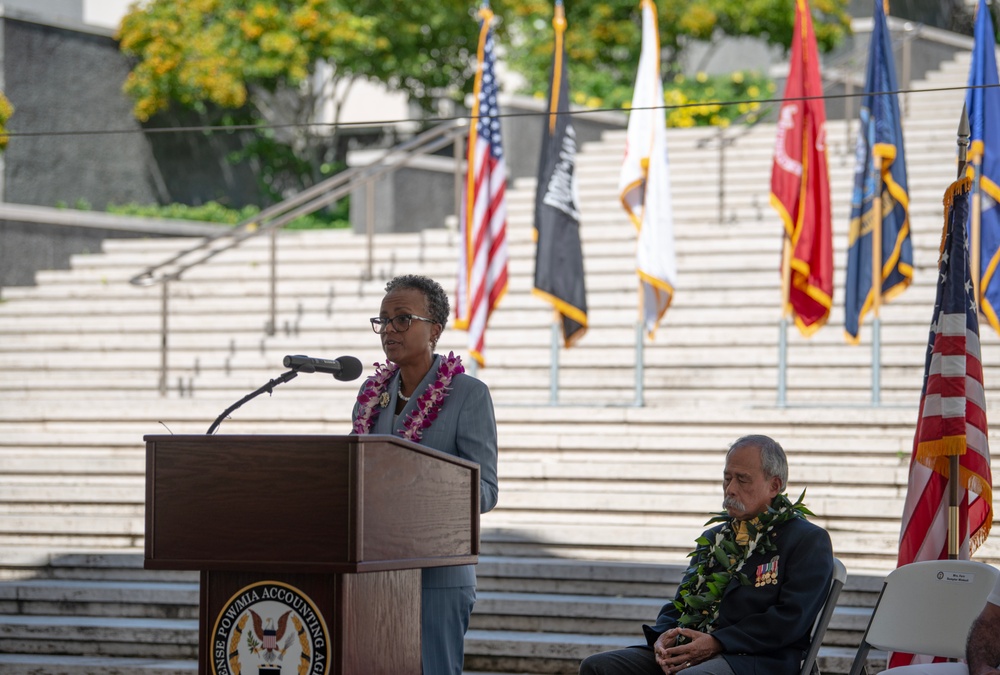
[{"xmin": 206, "ymin": 368, "xmax": 300, "ymax": 435}]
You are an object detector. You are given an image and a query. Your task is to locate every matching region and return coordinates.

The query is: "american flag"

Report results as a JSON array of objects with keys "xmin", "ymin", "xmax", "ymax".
[
  {"xmin": 455, "ymin": 4, "xmax": 508, "ymax": 367},
  {"xmin": 893, "ymin": 176, "xmax": 993, "ymax": 666}
]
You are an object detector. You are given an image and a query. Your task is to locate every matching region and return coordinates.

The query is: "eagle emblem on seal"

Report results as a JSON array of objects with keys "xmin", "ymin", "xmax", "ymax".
[{"xmin": 248, "ymin": 609, "xmax": 293, "ymax": 664}]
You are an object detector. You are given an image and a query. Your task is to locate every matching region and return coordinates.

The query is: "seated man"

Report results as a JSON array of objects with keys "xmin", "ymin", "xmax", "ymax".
[
  {"xmin": 967, "ymin": 590, "xmax": 1000, "ymax": 675},
  {"xmin": 875, "ymin": 575, "xmax": 1000, "ymax": 675},
  {"xmin": 580, "ymin": 434, "xmax": 834, "ymax": 675}
]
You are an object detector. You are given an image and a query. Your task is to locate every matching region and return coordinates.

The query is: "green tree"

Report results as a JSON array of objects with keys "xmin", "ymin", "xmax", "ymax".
[
  {"xmin": 118, "ymin": 0, "xmax": 851, "ymax": 197},
  {"xmin": 117, "ymin": 0, "xmax": 513, "ymax": 198},
  {"xmin": 506, "ymin": 0, "xmax": 851, "ymax": 110}
]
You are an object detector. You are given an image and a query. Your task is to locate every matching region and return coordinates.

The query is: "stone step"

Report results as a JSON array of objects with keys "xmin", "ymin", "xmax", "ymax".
[
  {"xmin": 0, "ymin": 320, "xmax": 968, "ymax": 354},
  {"xmin": 0, "ymin": 653, "xmax": 570, "ymax": 675},
  {"xmin": 0, "ymin": 283, "xmax": 962, "ymax": 321},
  {"xmin": 461, "ymin": 631, "xmax": 885, "ymax": 675},
  {"xmin": 0, "ymin": 654, "xmax": 198, "ymax": 674},
  {"xmin": 0, "ymin": 644, "xmax": 883, "ymax": 675},
  {"xmin": 0, "ymin": 551, "xmax": 189, "ymax": 583},
  {"xmin": 0, "ymin": 263, "xmax": 951, "ymax": 299},
  {"xmin": 0, "ymin": 614, "xmax": 197, "ymax": 659},
  {"xmin": 0, "ymin": 579, "xmax": 198, "ymax": 619},
  {"xmin": 0, "ymin": 555, "xmax": 886, "ymax": 674},
  {"xmin": 0, "ymin": 258, "xmax": 957, "ymax": 292}
]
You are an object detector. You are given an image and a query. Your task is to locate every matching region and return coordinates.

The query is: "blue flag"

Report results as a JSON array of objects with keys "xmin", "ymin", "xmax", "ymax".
[
  {"xmin": 844, "ymin": 1, "xmax": 913, "ymax": 343},
  {"xmin": 966, "ymin": 0, "xmax": 1000, "ymax": 335}
]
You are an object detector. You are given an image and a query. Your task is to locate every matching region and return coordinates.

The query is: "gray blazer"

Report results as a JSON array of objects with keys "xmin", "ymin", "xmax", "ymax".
[{"xmin": 352, "ymin": 354, "xmax": 499, "ymax": 588}]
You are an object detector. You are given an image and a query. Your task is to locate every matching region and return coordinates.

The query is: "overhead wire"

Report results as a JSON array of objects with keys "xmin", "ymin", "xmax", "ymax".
[{"xmin": 0, "ymin": 82, "xmax": 994, "ymax": 141}]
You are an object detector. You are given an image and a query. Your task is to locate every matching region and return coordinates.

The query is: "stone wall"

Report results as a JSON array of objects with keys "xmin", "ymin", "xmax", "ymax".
[{"xmin": 0, "ymin": 10, "xmax": 259, "ymax": 210}]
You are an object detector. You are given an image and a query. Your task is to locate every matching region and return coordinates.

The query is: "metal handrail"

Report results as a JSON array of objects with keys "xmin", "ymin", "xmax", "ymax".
[{"xmin": 131, "ymin": 118, "xmax": 469, "ymax": 394}]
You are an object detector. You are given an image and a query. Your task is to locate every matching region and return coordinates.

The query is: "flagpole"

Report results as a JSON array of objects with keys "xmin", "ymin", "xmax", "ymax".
[
  {"xmin": 634, "ymin": 321, "xmax": 645, "ymax": 407},
  {"xmin": 971, "ymin": 156, "xmax": 983, "ymax": 302},
  {"xmin": 777, "ymin": 238, "xmax": 792, "ymax": 407},
  {"xmin": 548, "ymin": 1, "xmax": 564, "ymax": 408},
  {"xmin": 871, "ymin": 156, "xmax": 883, "ymax": 406},
  {"xmin": 950, "ymin": 108, "xmax": 971, "ymax": 559},
  {"xmin": 549, "ymin": 318, "xmax": 560, "ymax": 405}
]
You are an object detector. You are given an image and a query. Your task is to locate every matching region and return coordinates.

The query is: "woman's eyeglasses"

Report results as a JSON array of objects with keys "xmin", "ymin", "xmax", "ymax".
[{"xmin": 370, "ymin": 314, "xmax": 437, "ymax": 333}]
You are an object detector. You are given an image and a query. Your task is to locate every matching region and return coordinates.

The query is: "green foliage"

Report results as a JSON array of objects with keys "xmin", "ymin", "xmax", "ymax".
[
  {"xmin": 0, "ymin": 90, "xmax": 13, "ymax": 153},
  {"xmin": 508, "ymin": 0, "xmax": 849, "ymax": 116},
  {"xmin": 105, "ymin": 201, "xmax": 350, "ymax": 230},
  {"xmin": 55, "ymin": 199, "xmax": 94, "ymax": 211}
]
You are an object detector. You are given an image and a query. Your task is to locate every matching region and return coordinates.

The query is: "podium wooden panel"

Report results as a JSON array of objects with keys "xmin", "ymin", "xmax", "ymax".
[{"xmin": 144, "ymin": 434, "xmax": 480, "ymax": 675}]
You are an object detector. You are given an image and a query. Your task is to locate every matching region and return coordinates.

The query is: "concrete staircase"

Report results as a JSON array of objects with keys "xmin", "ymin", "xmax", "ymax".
[
  {"xmin": 0, "ymin": 49, "xmax": 996, "ymax": 673},
  {"xmin": 0, "ymin": 553, "xmax": 883, "ymax": 675}
]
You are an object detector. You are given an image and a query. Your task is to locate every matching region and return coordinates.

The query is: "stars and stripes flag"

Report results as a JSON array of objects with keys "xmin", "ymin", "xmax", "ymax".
[
  {"xmin": 619, "ymin": 0, "xmax": 676, "ymax": 338},
  {"xmin": 844, "ymin": 0, "xmax": 913, "ymax": 343},
  {"xmin": 893, "ymin": 177, "xmax": 993, "ymax": 667},
  {"xmin": 965, "ymin": 0, "xmax": 1000, "ymax": 335},
  {"xmin": 533, "ymin": 0, "xmax": 588, "ymax": 347},
  {"xmin": 455, "ymin": 3, "xmax": 509, "ymax": 367},
  {"xmin": 770, "ymin": 0, "xmax": 833, "ymax": 336}
]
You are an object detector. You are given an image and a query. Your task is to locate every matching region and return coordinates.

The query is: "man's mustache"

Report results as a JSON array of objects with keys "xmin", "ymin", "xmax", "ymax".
[{"xmin": 723, "ymin": 496, "xmax": 745, "ymax": 511}]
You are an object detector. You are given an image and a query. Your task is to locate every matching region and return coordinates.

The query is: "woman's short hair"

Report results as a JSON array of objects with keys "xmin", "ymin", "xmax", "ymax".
[
  {"xmin": 728, "ymin": 434, "xmax": 788, "ymax": 491},
  {"xmin": 384, "ymin": 275, "xmax": 450, "ymax": 327}
]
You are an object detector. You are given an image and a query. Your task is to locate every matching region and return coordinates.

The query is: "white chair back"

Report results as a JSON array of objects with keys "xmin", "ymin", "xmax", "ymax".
[{"xmin": 864, "ymin": 559, "xmax": 999, "ymax": 658}]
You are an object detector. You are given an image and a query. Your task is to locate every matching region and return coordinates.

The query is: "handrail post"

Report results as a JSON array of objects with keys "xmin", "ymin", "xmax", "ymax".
[
  {"xmin": 365, "ymin": 179, "xmax": 375, "ymax": 280},
  {"xmin": 159, "ymin": 280, "xmax": 169, "ymax": 396},
  {"xmin": 718, "ymin": 126, "xmax": 726, "ymax": 224},
  {"xmin": 268, "ymin": 228, "xmax": 277, "ymax": 336},
  {"xmin": 844, "ymin": 77, "xmax": 854, "ymax": 163},
  {"xmin": 901, "ymin": 28, "xmax": 912, "ymax": 117}
]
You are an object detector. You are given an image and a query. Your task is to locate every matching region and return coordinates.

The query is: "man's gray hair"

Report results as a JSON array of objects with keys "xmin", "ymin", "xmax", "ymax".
[{"xmin": 728, "ymin": 434, "xmax": 788, "ymax": 491}]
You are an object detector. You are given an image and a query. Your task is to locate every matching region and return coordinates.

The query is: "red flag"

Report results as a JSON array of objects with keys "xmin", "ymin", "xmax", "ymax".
[
  {"xmin": 770, "ymin": 0, "xmax": 833, "ymax": 336},
  {"xmin": 892, "ymin": 178, "xmax": 993, "ymax": 667},
  {"xmin": 455, "ymin": 4, "xmax": 509, "ymax": 367}
]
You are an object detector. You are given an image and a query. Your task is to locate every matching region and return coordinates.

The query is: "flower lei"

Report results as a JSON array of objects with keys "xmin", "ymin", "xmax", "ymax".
[
  {"xmin": 351, "ymin": 352, "xmax": 464, "ymax": 443},
  {"xmin": 672, "ymin": 490, "xmax": 813, "ymax": 640}
]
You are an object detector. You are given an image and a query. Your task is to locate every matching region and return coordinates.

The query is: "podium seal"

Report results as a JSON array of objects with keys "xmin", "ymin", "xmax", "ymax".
[{"xmin": 212, "ymin": 581, "xmax": 330, "ymax": 675}]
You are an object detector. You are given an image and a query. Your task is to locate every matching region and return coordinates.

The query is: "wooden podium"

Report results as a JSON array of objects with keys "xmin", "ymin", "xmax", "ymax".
[{"xmin": 144, "ymin": 434, "xmax": 480, "ymax": 675}]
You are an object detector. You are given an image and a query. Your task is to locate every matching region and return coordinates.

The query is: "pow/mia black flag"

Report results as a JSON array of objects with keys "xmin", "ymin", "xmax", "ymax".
[{"xmin": 532, "ymin": 0, "xmax": 587, "ymax": 346}]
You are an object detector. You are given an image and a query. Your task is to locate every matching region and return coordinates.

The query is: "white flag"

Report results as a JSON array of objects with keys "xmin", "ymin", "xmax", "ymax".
[{"xmin": 618, "ymin": 0, "xmax": 676, "ymax": 338}]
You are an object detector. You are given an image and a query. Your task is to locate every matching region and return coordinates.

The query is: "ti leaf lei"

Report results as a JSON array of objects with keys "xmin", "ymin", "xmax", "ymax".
[{"xmin": 672, "ymin": 490, "xmax": 814, "ymax": 640}]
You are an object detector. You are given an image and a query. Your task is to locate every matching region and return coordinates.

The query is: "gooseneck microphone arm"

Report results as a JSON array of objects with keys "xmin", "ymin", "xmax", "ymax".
[{"xmin": 206, "ymin": 368, "xmax": 299, "ymax": 435}]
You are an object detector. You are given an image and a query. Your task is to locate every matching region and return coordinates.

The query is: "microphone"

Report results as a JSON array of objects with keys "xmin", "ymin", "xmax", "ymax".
[{"xmin": 283, "ymin": 355, "xmax": 364, "ymax": 381}]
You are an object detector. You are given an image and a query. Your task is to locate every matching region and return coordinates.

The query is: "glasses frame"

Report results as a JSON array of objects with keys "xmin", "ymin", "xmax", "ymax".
[{"xmin": 370, "ymin": 313, "xmax": 438, "ymax": 334}]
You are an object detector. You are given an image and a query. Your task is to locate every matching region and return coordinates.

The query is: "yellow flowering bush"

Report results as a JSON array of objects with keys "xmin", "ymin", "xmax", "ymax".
[
  {"xmin": 665, "ymin": 70, "xmax": 774, "ymax": 128},
  {"xmin": 0, "ymin": 90, "xmax": 12, "ymax": 151}
]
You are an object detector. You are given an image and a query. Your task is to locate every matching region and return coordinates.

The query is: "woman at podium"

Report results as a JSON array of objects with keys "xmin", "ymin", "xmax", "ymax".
[{"xmin": 352, "ymin": 274, "xmax": 499, "ymax": 675}]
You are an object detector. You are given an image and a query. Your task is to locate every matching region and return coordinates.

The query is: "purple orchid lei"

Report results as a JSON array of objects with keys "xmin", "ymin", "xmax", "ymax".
[
  {"xmin": 351, "ymin": 360, "xmax": 398, "ymax": 435},
  {"xmin": 352, "ymin": 352, "xmax": 465, "ymax": 442}
]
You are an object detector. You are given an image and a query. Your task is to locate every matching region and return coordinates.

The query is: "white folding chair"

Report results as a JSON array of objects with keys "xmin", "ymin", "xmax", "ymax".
[
  {"xmin": 799, "ymin": 557, "xmax": 848, "ymax": 675},
  {"xmin": 847, "ymin": 559, "xmax": 1000, "ymax": 675}
]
